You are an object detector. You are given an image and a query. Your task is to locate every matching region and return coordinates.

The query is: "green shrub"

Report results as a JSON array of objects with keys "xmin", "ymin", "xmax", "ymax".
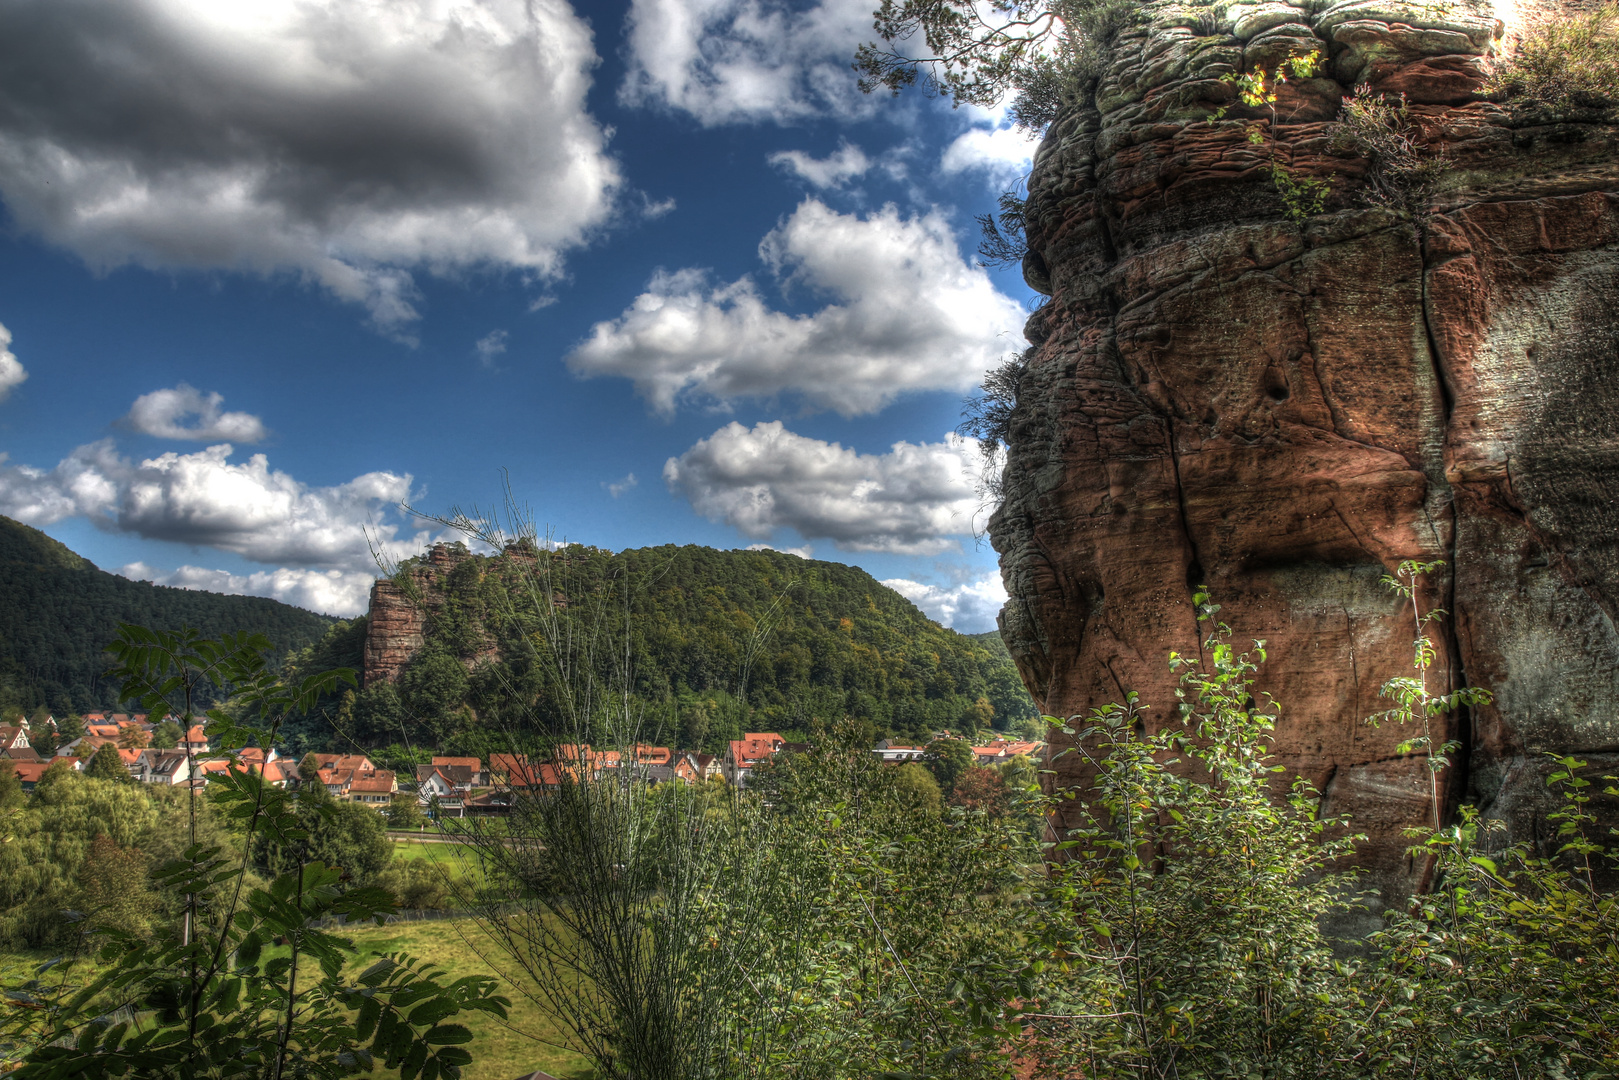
[
  {"xmin": 1487, "ymin": 3, "xmax": 1619, "ymax": 108},
  {"xmin": 1018, "ymin": 595, "xmax": 1369, "ymax": 1077},
  {"xmin": 1330, "ymin": 86, "xmax": 1451, "ymax": 215}
]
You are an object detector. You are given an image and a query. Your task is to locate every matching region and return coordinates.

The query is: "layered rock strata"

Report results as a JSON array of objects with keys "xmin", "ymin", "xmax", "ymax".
[
  {"xmin": 362, "ymin": 542, "xmax": 470, "ymax": 687},
  {"xmin": 993, "ymin": 0, "xmax": 1619, "ymax": 910}
]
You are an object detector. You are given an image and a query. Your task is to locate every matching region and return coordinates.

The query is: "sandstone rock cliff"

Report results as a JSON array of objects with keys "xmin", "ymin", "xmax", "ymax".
[
  {"xmin": 362, "ymin": 543, "xmax": 470, "ymax": 687},
  {"xmin": 992, "ymin": 0, "xmax": 1619, "ymax": 912}
]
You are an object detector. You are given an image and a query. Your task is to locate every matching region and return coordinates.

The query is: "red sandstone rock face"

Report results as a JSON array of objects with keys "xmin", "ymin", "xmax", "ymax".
[
  {"xmin": 361, "ymin": 542, "xmax": 472, "ymax": 686},
  {"xmin": 362, "ymin": 577, "xmax": 425, "ymax": 687},
  {"xmin": 992, "ymin": 0, "xmax": 1619, "ymax": 912}
]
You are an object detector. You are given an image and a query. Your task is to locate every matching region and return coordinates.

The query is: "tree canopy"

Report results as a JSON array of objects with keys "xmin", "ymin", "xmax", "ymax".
[{"xmin": 0, "ymin": 515, "xmax": 334, "ymax": 714}]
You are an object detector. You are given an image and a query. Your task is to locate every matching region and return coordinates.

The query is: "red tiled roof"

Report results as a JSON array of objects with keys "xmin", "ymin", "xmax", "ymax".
[
  {"xmin": 312, "ymin": 753, "xmax": 373, "ymax": 771},
  {"xmin": 489, "ymin": 752, "xmax": 528, "ymax": 774},
  {"xmin": 506, "ymin": 761, "xmax": 559, "ymax": 788},
  {"xmin": 730, "ymin": 733, "xmax": 785, "ymax": 767},
  {"xmin": 632, "ymin": 745, "xmax": 671, "ymax": 765},
  {"xmin": 348, "ymin": 771, "xmax": 396, "ymax": 794},
  {"xmin": 432, "ymin": 756, "xmax": 481, "ymax": 771},
  {"xmin": 12, "ymin": 760, "xmax": 55, "ymax": 782}
]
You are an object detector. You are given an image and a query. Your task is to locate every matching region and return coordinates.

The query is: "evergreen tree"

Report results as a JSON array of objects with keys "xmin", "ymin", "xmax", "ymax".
[
  {"xmin": 0, "ymin": 758, "xmax": 22, "ymax": 810},
  {"xmin": 924, "ymin": 737, "xmax": 975, "ymax": 795},
  {"xmin": 85, "ymin": 745, "xmax": 130, "ymax": 783}
]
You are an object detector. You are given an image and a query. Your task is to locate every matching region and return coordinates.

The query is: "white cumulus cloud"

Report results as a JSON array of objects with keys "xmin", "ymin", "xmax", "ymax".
[
  {"xmin": 941, "ymin": 124, "xmax": 1040, "ymax": 184},
  {"xmin": 882, "ymin": 574, "xmax": 1006, "ymax": 633},
  {"xmin": 745, "ymin": 541, "xmax": 814, "ymax": 558},
  {"xmin": 605, "ymin": 472, "xmax": 638, "ymax": 498},
  {"xmin": 664, "ymin": 421, "xmax": 981, "ymax": 554},
  {"xmin": 0, "ymin": 439, "xmax": 417, "ymax": 571},
  {"xmin": 568, "ymin": 200, "xmax": 1026, "ymax": 416},
  {"xmin": 123, "ymin": 384, "xmax": 267, "ymax": 442},
  {"xmin": 768, "ymin": 141, "xmax": 870, "ymax": 188},
  {"xmin": 476, "ymin": 330, "xmax": 509, "ymax": 366},
  {"xmin": 0, "ymin": 321, "xmax": 26, "ymax": 401},
  {"xmin": 119, "ymin": 561, "xmax": 376, "ymax": 617},
  {"xmin": 620, "ymin": 0, "xmax": 875, "ymax": 124},
  {"xmin": 0, "ymin": 0, "xmax": 620, "ymax": 335}
]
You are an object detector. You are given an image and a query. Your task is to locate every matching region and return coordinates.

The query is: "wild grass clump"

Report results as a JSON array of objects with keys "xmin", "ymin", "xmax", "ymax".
[{"xmin": 1487, "ymin": 3, "xmax": 1619, "ymax": 109}]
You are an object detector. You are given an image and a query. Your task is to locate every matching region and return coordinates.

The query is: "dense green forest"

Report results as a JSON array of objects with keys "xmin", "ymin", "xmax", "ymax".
[
  {"xmin": 0, "ymin": 515, "xmax": 335, "ymax": 713},
  {"xmin": 284, "ymin": 542, "xmax": 1035, "ymax": 756}
]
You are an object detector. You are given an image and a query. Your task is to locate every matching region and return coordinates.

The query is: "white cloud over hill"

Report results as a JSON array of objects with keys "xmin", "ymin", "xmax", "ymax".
[
  {"xmin": 665, "ymin": 421, "xmax": 981, "ymax": 554},
  {"xmin": 0, "ymin": 438, "xmax": 435, "ymax": 614},
  {"xmin": 119, "ymin": 562, "xmax": 376, "ymax": 617},
  {"xmin": 568, "ymin": 200, "xmax": 1026, "ymax": 416},
  {"xmin": 0, "ymin": 0, "xmax": 619, "ymax": 335},
  {"xmin": 882, "ymin": 573, "xmax": 1006, "ymax": 633}
]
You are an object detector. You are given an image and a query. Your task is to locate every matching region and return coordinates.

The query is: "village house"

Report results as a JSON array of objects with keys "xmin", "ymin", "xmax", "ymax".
[
  {"xmin": 347, "ymin": 769, "xmax": 398, "ymax": 807},
  {"xmin": 0, "ymin": 725, "xmax": 40, "ymax": 762},
  {"xmin": 134, "ymin": 748, "xmax": 192, "ymax": 786},
  {"xmin": 194, "ymin": 751, "xmax": 293, "ymax": 789},
  {"xmin": 631, "ymin": 744, "xmax": 672, "ymax": 766},
  {"xmin": 969, "ymin": 739, "xmax": 1042, "ymax": 764},
  {"xmin": 872, "ymin": 740, "xmax": 927, "ymax": 763},
  {"xmin": 499, "ymin": 756, "xmax": 560, "ymax": 794},
  {"xmin": 304, "ymin": 753, "xmax": 394, "ymax": 807},
  {"xmin": 309, "ymin": 753, "xmax": 376, "ymax": 775},
  {"xmin": 429, "ymin": 755, "xmax": 486, "ymax": 785},
  {"xmin": 487, "ymin": 752, "xmax": 525, "ymax": 785},
  {"xmin": 11, "ymin": 758, "xmax": 75, "ymax": 790},
  {"xmin": 553, "ymin": 744, "xmax": 620, "ymax": 781},
  {"xmin": 55, "ymin": 735, "xmax": 119, "ymax": 758},
  {"xmin": 415, "ymin": 759, "xmax": 476, "ymax": 810},
  {"xmin": 724, "ymin": 732, "xmax": 787, "ymax": 787}
]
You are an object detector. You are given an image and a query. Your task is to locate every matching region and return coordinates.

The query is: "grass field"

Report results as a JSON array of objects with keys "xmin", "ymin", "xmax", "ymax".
[
  {"xmin": 344, "ymin": 918, "xmax": 595, "ymax": 1080},
  {"xmin": 1, "ymin": 918, "xmax": 596, "ymax": 1080}
]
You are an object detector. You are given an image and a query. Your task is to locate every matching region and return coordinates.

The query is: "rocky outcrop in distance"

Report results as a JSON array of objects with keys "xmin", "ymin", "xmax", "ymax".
[
  {"xmin": 993, "ymin": 0, "xmax": 1618, "ymax": 913},
  {"xmin": 362, "ymin": 544, "xmax": 465, "ymax": 687}
]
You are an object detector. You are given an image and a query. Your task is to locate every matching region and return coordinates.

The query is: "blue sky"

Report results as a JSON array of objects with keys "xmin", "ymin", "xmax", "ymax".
[{"xmin": 0, "ymin": 0, "xmax": 1038, "ymax": 632}]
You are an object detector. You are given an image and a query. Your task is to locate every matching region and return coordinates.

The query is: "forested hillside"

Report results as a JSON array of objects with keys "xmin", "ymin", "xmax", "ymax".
[
  {"xmin": 0, "ymin": 515, "xmax": 336, "ymax": 713},
  {"xmin": 285, "ymin": 542, "xmax": 1035, "ymax": 756}
]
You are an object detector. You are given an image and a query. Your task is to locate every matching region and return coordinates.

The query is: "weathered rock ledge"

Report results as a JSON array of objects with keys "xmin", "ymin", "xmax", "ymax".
[{"xmin": 992, "ymin": 0, "xmax": 1619, "ymax": 911}]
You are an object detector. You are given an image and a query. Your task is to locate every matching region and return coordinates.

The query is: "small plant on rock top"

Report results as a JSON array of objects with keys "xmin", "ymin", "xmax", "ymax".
[{"xmin": 1217, "ymin": 51, "xmax": 1332, "ymax": 222}]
